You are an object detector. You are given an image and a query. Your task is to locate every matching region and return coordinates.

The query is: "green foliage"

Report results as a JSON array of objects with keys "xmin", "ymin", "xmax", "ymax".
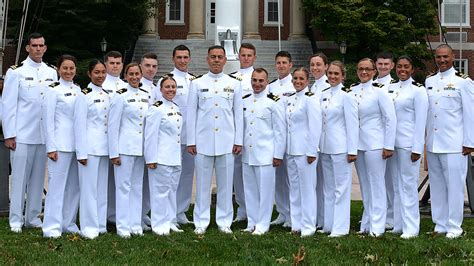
[{"xmin": 302, "ymin": 0, "xmax": 439, "ymax": 69}]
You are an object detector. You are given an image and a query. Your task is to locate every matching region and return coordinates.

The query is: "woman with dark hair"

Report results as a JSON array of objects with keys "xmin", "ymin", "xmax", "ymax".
[
  {"xmin": 350, "ymin": 58, "xmax": 396, "ymax": 237},
  {"xmin": 74, "ymin": 59, "xmax": 110, "ymax": 239},
  {"xmin": 387, "ymin": 55, "xmax": 428, "ymax": 239},
  {"xmin": 285, "ymin": 67, "xmax": 322, "ymax": 237},
  {"xmin": 42, "ymin": 54, "xmax": 81, "ymax": 238},
  {"xmin": 108, "ymin": 63, "xmax": 149, "ymax": 238}
]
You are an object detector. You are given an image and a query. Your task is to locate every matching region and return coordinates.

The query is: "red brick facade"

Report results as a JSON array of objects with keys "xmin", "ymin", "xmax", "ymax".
[
  {"xmin": 258, "ymin": 0, "xmax": 290, "ymax": 40},
  {"xmin": 156, "ymin": 0, "xmax": 190, "ymax": 39}
]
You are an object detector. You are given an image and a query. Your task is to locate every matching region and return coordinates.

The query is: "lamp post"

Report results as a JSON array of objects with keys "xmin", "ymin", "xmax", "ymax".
[
  {"xmin": 100, "ymin": 37, "xmax": 107, "ymax": 61},
  {"xmin": 339, "ymin": 41, "xmax": 347, "ymax": 63}
]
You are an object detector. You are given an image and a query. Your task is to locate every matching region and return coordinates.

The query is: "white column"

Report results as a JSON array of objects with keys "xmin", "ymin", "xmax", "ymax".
[
  {"xmin": 289, "ymin": 0, "xmax": 306, "ymax": 40},
  {"xmin": 143, "ymin": 5, "xmax": 159, "ymax": 37},
  {"xmin": 187, "ymin": 0, "xmax": 205, "ymax": 39},
  {"xmin": 242, "ymin": 0, "xmax": 261, "ymax": 39}
]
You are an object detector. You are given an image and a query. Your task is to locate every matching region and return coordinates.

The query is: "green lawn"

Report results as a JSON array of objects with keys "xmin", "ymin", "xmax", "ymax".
[{"xmin": 1, "ymin": 201, "xmax": 473, "ymax": 264}]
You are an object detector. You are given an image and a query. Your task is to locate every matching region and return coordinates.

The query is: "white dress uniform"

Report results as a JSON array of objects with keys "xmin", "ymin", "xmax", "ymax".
[
  {"xmin": 268, "ymin": 74, "xmax": 294, "ymax": 225},
  {"xmin": 144, "ymin": 99, "xmax": 183, "ymax": 235},
  {"xmin": 425, "ymin": 67, "xmax": 474, "ymax": 235},
  {"xmin": 153, "ymin": 68, "xmax": 196, "ymax": 224},
  {"xmin": 350, "ymin": 81, "xmax": 396, "ymax": 235},
  {"xmin": 319, "ymin": 83, "xmax": 358, "ymax": 236},
  {"xmin": 310, "ymin": 75, "xmax": 330, "ymax": 228},
  {"xmin": 242, "ymin": 91, "xmax": 286, "ymax": 233},
  {"xmin": 285, "ymin": 87, "xmax": 322, "ymax": 236},
  {"xmin": 108, "ymin": 84, "xmax": 149, "ymax": 237},
  {"xmin": 2, "ymin": 57, "xmax": 57, "ymax": 230},
  {"xmin": 42, "ymin": 79, "xmax": 81, "ymax": 238},
  {"xmin": 103, "ymin": 74, "xmax": 127, "ymax": 223},
  {"xmin": 230, "ymin": 66, "xmax": 254, "ymax": 221},
  {"xmin": 387, "ymin": 78, "xmax": 428, "ymax": 236},
  {"xmin": 186, "ymin": 71, "xmax": 243, "ymax": 232},
  {"xmin": 74, "ymin": 83, "xmax": 110, "ymax": 238}
]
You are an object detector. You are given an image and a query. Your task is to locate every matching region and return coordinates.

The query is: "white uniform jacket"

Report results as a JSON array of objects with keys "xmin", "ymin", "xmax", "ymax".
[
  {"xmin": 186, "ymin": 71, "xmax": 243, "ymax": 156},
  {"xmin": 376, "ymin": 75, "xmax": 396, "ymax": 88},
  {"xmin": 425, "ymin": 67, "xmax": 474, "ymax": 153},
  {"xmin": 102, "ymin": 74, "xmax": 127, "ymax": 95},
  {"xmin": 388, "ymin": 78, "xmax": 428, "ymax": 154},
  {"xmin": 153, "ymin": 68, "xmax": 195, "ymax": 144},
  {"xmin": 2, "ymin": 57, "xmax": 57, "ymax": 144},
  {"xmin": 242, "ymin": 91, "xmax": 286, "ymax": 165},
  {"xmin": 230, "ymin": 66, "xmax": 254, "ymax": 95},
  {"xmin": 350, "ymin": 81, "xmax": 396, "ymax": 151},
  {"xmin": 74, "ymin": 83, "xmax": 110, "ymax": 160},
  {"xmin": 285, "ymin": 87, "xmax": 322, "ymax": 157},
  {"xmin": 108, "ymin": 85, "xmax": 149, "ymax": 158},
  {"xmin": 44, "ymin": 79, "xmax": 81, "ymax": 153},
  {"xmin": 310, "ymin": 75, "xmax": 330, "ymax": 101},
  {"xmin": 268, "ymin": 74, "xmax": 295, "ymax": 100},
  {"xmin": 144, "ymin": 98, "xmax": 183, "ymax": 166},
  {"xmin": 319, "ymin": 84, "xmax": 359, "ymax": 155},
  {"xmin": 140, "ymin": 77, "xmax": 156, "ymax": 96}
]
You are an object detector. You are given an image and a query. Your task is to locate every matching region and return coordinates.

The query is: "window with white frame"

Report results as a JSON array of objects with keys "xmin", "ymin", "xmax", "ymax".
[
  {"xmin": 264, "ymin": 0, "xmax": 282, "ymax": 25},
  {"xmin": 454, "ymin": 59, "xmax": 469, "ymax": 73},
  {"xmin": 442, "ymin": 0, "xmax": 470, "ymax": 27},
  {"xmin": 166, "ymin": 0, "xmax": 184, "ymax": 24}
]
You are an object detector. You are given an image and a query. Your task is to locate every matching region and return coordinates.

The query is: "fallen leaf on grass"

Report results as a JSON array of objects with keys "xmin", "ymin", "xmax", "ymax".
[
  {"xmin": 293, "ymin": 246, "xmax": 305, "ymax": 265},
  {"xmin": 48, "ymin": 242, "xmax": 62, "ymax": 251},
  {"xmin": 275, "ymin": 257, "xmax": 288, "ymax": 264},
  {"xmin": 364, "ymin": 253, "xmax": 377, "ymax": 263},
  {"xmin": 68, "ymin": 234, "xmax": 81, "ymax": 242}
]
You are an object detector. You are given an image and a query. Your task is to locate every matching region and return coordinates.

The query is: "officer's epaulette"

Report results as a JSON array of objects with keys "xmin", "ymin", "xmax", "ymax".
[
  {"xmin": 9, "ymin": 63, "xmax": 23, "ymax": 70},
  {"xmin": 81, "ymin": 87, "xmax": 92, "ymax": 95},
  {"xmin": 267, "ymin": 92, "xmax": 280, "ymax": 102},
  {"xmin": 455, "ymin": 72, "xmax": 469, "ymax": 79},
  {"xmin": 269, "ymin": 78, "xmax": 278, "ymax": 84},
  {"xmin": 228, "ymin": 74, "xmax": 242, "ymax": 81},
  {"xmin": 153, "ymin": 101, "xmax": 163, "ymax": 108},
  {"xmin": 139, "ymin": 88, "xmax": 149, "ymax": 93},
  {"xmin": 46, "ymin": 62, "xmax": 57, "ymax": 70},
  {"xmin": 390, "ymin": 79, "xmax": 397, "ymax": 84},
  {"xmin": 49, "ymin": 81, "xmax": 60, "ymax": 88},
  {"xmin": 305, "ymin": 91, "xmax": 315, "ymax": 97},
  {"xmin": 322, "ymin": 87, "xmax": 330, "ymax": 92},
  {"xmin": 242, "ymin": 93, "xmax": 252, "ymax": 99},
  {"xmin": 372, "ymin": 82, "xmax": 384, "ymax": 88},
  {"xmin": 412, "ymin": 81, "xmax": 423, "ymax": 87},
  {"xmin": 102, "ymin": 89, "xmax": 109, "ymax": 94},
  {"xmin": 350, "ymin": 82, "xmax": 360, "ymax": 88},
  {"xmin": 116, "ymin": 88, "xmax": 127, "ymax": 94},
  {"xmin": 190, "ymin": 74, "xmax": 203, "ymax": 81},
  {"xmin": 342, "ymin": 87, "xmax": 352, "ymax": 93}
]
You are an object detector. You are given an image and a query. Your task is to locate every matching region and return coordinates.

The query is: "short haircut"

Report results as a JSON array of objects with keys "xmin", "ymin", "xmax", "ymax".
[
  {"xmin": 105, "ymin": 51, "xmax": 123, "ymax": 62},
  {"xmin": 124, "ymin": 62, "xmax": 141, "ymax": 74},
  {"xmin": 275, "ymin": 51, "xmax": 292, "ymax": 62},
  {"xmin": 309, "ymin": 53, "xmax": 328, "ymax": 65},
  {"xmin": 26, "ymin": 33, "xmax": 44, "ymax": 45},
  {"xmin": 292, "ymin": 67, "xmax": 309, "ymax": 79},
  {"xmin": 375, "ymin": 51, "xmax": 393, "ymax": 61},
  {"xmin": 173, "ymin": 44, "xmax": 191, "ymax": 57},
  {"xmin": 436, "ymin": 44, "xmax": 453, "ymax": 53},
  {"xmin": 142, "ymin": 52, "xmax": 158, "ymax": 61},
  {"xmin": 239, "ymin": 43, "xmax": 256, "ymax": 55},
  {"xmin": 252, "ymin": 67, "xmax": 268, "ymax": 79},
  {"xmin": 208, "ymin": 45, "xmax": 226, "ymax": 55},
  {"xmin": 57, "ymin": 54, "xmax": 77, "ymax": 68}
]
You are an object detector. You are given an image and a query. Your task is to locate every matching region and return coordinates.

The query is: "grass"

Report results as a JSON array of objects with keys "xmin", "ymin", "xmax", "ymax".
[{"xmin": 1, "ymin": 201, "xmax": 474, "ymax": 264}]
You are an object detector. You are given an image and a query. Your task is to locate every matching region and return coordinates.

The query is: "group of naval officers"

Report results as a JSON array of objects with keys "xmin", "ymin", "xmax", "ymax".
[{"xmin": 1, "ymin": 32, "xmax": 473, "ymax": 240}]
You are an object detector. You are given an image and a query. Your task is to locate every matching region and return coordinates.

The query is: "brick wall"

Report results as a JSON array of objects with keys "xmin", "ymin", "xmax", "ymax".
[
  {"xmin": 157, "ymin": 0, "xmax": 190, "ymax": 39},
  {"xmin": 258, "ymin": 0, "xmax": 290, "ymax": 40}
]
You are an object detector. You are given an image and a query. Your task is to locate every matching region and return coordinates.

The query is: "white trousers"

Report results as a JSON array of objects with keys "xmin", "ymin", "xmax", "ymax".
[
  {"xmin": 114, "ymin": 155, "xmax": 144, "ymax": 235},
  {"xmin": 9, "ymin": 143, "xmax": 46, "ymax": 228},
  {"xmin": 287, "ymin": 155, "xmax": 317, "ymax": 234},
  {"xmin": 355, "ymin": 149, "xmax": 387, "ymax": 234},
  {"xmin": 394, "ymin": 148, "xmax": 420, "ymax": 235},
  {"xmin": 387, "ymin": 152, "xmax": 402, "ymax": 231},
  {"xmin": 385, "ymin": 158, "xmax": 395, "ymax": 226},
  {"xmin": 149, "ymin": 164, "xmax": 181, "ymax": 232},
  {"xmin": 427, "ymin": 152, "xmax": 467, "ymax": 234},
  {"xmin": 142, "ymin": 165, "xmax": 151, "ymax": 225},
  {"xmin": 233, "ymin": 154, "xmax": 246, "ymax": 219},
  {"xmin": 43, "ymin": 152, "xmax": 80, "ymax": 237},
  {"xmin": 242, "ymin": 163, "xmax": 275, "ymax": 233},
  {"xmin": 193, "ymin": 153, "xmax": 234, "ymax": 229},
  {"xmin": 107, "ymin": 162, "xmax": 116, "ymax": 222},
  {"xmin": 316, "ymin": 155, "xmax": 324, "ymax": 227},
  {"xmin": 79, "ymin": 155, "xmax": 109, "ymax": 237},
  {"xmin": 176, "ymin": 145, "xmax": 195, "ymax": 220},
  {"xmin": 321, "ymin": 153, "xmax": 352, "ymax": 235},
  {"xmin": 275, "ymin": 156, "xmax": 290, "ymax": 221}
]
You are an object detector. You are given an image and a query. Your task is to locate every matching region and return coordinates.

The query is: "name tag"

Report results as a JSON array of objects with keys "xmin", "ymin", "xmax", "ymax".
[
  {"xmin": 322, "ymin": 98, "xmax": 328, "ymax": 101},
  {"xmin": 94, "ymin": 99, "xmax": 101, "ymax": 103},
  {"xmin": 427, "ymin": 87, "xmax": 432, "ymax": 90},
  {"xmin": 25, "ymin": 77, "xmax": 34, "ymax": 80},
  {"xmin": 223, "ymin": 88, "xmax": 234, "ymax": 93},
  {"xmin": 106, "ymin": 89, "xmax": 113, "ymax": 93},
  {"xmin": 283, "ymin": 92, "xmax": 292, "ymax": 96},
  {"xmin": 243, "ymin": 108, "xmax": 247, "ymax": 111},
  {"xmin": 128, "ymin": 99, "xmax": 136, "ymax": 103},
  {"xmin": 200, "ymin": 89, "xmax": 209, "ymax": 92},
  {"xmin": 45, "ymin": 78, "xmax": 53, "ymax": 81},
  {"xmin": 177, "ymin": 85, "xmax": 183, "ymax": 89},
  {"xmin": 388, "ymin": 90, "xmax": 394, "ymax": 93},
  {"xmin": 444, "ymin": 87, "xmax": 455, "ymax": 91},
  {"xmin": 167, "ymin": 112, "xmax": 182, "ymax": 116},
  {"xmin": 141, "ymin": 98, "xmax": 149, "ymax": 103},
  {"xmin": 64, "ymin": 93, "xmax": 72, "ymax": 97}
]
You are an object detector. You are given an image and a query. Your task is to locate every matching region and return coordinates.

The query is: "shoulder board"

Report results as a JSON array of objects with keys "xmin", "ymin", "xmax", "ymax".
[
  {"xmin": 350, "ymin": 82, "xmax": 360, "ymax": 88},
  {"xmin": 426, "ymin": 71, "xmax": 437, "ymax": 78},
  {"xmin": 342, "ymin": 87, "xmax": 351, "ymax": 93},
  {"xmin": 269, "ymin": 78, "xmax": 278, "ymax": 84},
  {"xmin": 9, "ymin": 63, "xmax": 23, "ymax": 70},
  {"xmin": 228, "ymin": 74, "xmax": 242, "ymax": 81},
  {"xmin": 267, "ymin": 92, "xmax": 280, "ymax": 102},
  {"xmin": 102, "ymin": 89, "xmax": 109, "ymax": 94},
  {"xmin": 305, "ymin": 91, "xmax": 314, "ymax": 97},
  {"xmin": 46, "ymin": 62, "xmax": 57, "ymax": 70},
  {"xmin": 49, "ymin": 81, "xmax": 60, "ymax": 88},
  {"xmin": 153, "ymin": 101, "xmax": 163, "ymax": 107},
  {"xmin": 190, "ymin": 74, "xmax": 203, "ymax": 81},
  {"xmin": 390, "ymin": 79, "xmax": 397, "ymax": 84},
  {"xmin": 116, "ymin": 88, "xmax": 127, "ymax": 94},
  {"xmin": 372, "ymin": 82, "xmax": 384, "ymax": 88},
  {"xmin": 412, "ymin": 81, "xmax": 423, "ymax": 87},
  {"xmin": 139, "ymin": 88, "xmax": 149, "ymax": 93},
  {"xmin": 81, "ymin": 87, "xmax": 92, "ymax": 95},
  {"xmin": 188, "ymin": 72, "xmax": 197, "ymax": 78},
  {"xmin": 242, "ymin": 93, "xmax": 252, "ymax": 99},
  {"xmin": 322, "ymin": 87, "xmax": 330, "ymax": 92},
  {"xmin": 455, "ymin": 72, "xmax": 469, "ymax": 79}
]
